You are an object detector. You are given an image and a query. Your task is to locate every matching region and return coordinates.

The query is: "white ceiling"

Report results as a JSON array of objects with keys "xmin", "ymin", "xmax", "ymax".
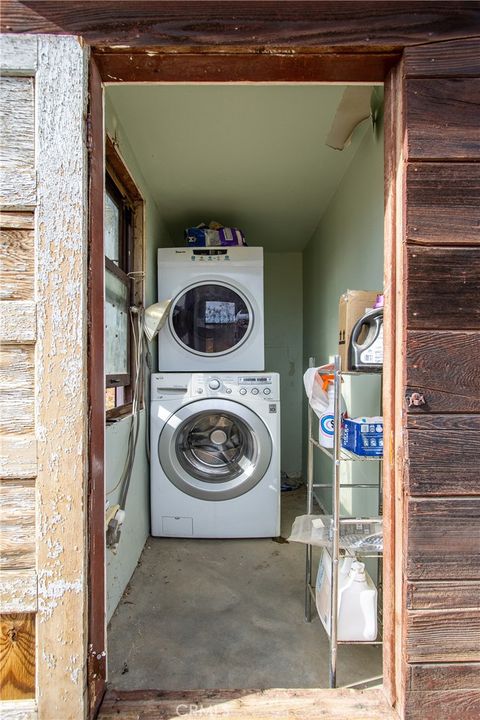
[{"xmin": 106, "ymin": 84, "xmax": 369, "ymax": 252}]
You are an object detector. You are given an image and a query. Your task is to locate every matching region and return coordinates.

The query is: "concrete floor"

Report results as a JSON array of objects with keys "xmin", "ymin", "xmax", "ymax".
[{"xmin": 107, "ymin": 487, "xmax": 381, "ymax": 690}]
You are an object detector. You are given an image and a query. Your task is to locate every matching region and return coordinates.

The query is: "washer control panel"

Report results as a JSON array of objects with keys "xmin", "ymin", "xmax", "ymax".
[{"xmin": 191, "ymin": 373, "xmax": 279, "ymax": 401}]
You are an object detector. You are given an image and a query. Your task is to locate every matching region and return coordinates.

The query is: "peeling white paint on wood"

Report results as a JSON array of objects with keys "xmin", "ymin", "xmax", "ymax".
[
  {"xmin": 0, "ymin": 76, "xmax": 36, "ymax": 207},
  {"xmin": 0, "ymin": 700, "xmax": 37, "ymax": 720},
  {"xmin": 33, "ymin": 35, "xmax": 89, "ymax": 719},
  {"xmin": 0, "ymin": 569, "xmax": 38, "ymax": 613},
  {"xmin": 0, "ymin": 301, "xmax": 36, "ymax": 343},
  {"xmin": 0, "ymin": 34, "xmax": 38, "ymax": 75}
]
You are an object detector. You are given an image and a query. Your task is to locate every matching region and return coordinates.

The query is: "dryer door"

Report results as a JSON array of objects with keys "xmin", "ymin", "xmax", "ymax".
[
  {"xmin": 159, "ymin": 399, "xmax": 272, "ymax": 500},
  {"xmin": 169, "ymin": 281, "xmax": 253, "ymax": 357}
]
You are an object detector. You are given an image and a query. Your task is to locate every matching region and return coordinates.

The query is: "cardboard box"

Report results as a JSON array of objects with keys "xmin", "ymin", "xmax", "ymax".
[
  {"xmin": 342, "ymin": 416, "xmax": 384, "ymax": 457},
  {"xmin": 338, "ymin": 290, "xmax": 380, "ymax": 370}
]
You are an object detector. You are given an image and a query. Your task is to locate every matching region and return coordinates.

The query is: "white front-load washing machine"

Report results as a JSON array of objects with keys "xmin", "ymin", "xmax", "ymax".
[
  {"xmin": 157, "ymin": 247, "xmax": 264, "ymax": 372},
  {"xmin": 150, "ymin": 372, "xmax": 280, "ymax": 538}
]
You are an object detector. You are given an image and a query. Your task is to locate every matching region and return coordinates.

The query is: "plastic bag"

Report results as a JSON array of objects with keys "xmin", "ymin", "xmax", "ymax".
[
  {"xmin": 303, "ymin": 365, "xmax": 336, "ymax": 447},
  {"xmin": 288, "ymin": 514, "xmax": 383, "ymax": 551}
]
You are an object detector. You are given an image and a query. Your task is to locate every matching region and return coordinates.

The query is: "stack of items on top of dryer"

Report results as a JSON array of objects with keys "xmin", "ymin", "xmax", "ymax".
[
  {"xmin": 185, "ymin": 220, "xmax": 247, "ymax": 248},
  {"xmin": 150, "ymin": 227, "xmax": 281, "ymax": 540}
]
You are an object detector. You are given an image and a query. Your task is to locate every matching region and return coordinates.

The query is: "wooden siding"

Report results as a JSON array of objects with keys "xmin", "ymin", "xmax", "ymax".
[
  {"xmin": 0, "ymin": 33, "xmax": 89, "ymax": 719},
  {"xmin": 2, "ymin": 1, "xmax": 479, "ymax": 49},
  {"xmin": 402, "ymin": 39, "xmax": 480, "ymax": 720},
  {"xmin": 0, "ymin": 40, "xmax": 38, "ymax": 711},
  {"xmin": 0, "ymin": 77, "xmax": 36, "ymax": 207}
]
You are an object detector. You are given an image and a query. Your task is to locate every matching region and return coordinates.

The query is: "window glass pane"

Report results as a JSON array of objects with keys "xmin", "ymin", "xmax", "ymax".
[
  {"xmin": 171, "ymin": 283, "xmax": 251, "ymax": 355},
  {"xmin": 105, "ymin": 269, "xmax": 129, "ymax": 376},
  {"xmin": 104, "ymin": 191, "xmax": 120, "ymax": 264}
]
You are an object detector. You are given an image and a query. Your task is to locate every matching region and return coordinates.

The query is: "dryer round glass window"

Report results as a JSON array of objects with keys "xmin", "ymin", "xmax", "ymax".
[
  {"xmin": 170, "ymin": 282, "xmax": 253, "ymax": 356},
  {"xmin": 158, "ymin": 399, "xmax": 272, "ymax": 501}
]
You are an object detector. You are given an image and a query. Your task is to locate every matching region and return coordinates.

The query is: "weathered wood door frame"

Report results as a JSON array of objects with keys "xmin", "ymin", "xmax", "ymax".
[{"xmin": 87, "ymin": 49, "xmax": 401, "ymax": 716}]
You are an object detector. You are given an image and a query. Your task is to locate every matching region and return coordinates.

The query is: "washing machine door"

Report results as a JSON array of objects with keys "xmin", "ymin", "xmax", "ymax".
[
  {"xmin": 169, "ymin": 281, "xmax": 253, "ymax": 357},
  {"xmin": 159, "ymin": 399, "xmax": 272, "ymax": 500}
]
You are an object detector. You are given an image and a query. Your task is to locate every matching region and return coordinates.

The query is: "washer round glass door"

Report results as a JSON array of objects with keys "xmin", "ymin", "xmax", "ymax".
[
  {"xmin": 159, "ymin": 399, "xmax": 272, "ymax": 501},
  {"xmin": 169, "ymin": 281, "xmax": 253, "ymax": 357}
]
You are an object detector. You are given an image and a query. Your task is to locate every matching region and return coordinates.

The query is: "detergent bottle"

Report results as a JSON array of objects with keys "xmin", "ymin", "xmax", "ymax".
[{"xmin": 348, "ymin": 297, "xmax": 384, "ymax": 371}]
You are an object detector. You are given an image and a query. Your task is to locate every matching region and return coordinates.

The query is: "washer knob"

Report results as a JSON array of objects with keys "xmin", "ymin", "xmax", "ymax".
[
  {"xmin": 251, "ymin": 387, "xmax": 259, "ymax": 395},
  {"xmin": 208, "ymin": 379, "xmax": 221, "ymax": 390},
  {"xmin": 263, "ymin": 388, "xmax": 271, "ymax": 395},
  {"xmin": 239, "ymin": 388, "xmax": 247, "ymax": 395}
]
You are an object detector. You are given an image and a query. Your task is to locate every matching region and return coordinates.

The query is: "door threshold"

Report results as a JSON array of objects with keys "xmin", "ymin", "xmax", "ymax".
[{"xmin": 98, "ymin": 687, "xmax": 397, "ymax": 719}]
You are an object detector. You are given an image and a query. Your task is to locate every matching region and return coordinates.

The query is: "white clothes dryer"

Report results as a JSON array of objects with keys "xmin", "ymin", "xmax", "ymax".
[
  {"xmin": 150, "ymin": 372, "xmax": 280, "ymax": 538},
  {"xmin": 157, "ymin": 247, "xmax": 264, "ymax": 371}
]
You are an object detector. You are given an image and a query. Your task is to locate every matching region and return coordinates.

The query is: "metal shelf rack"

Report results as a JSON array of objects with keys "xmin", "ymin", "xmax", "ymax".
[{"xmin": 304, "ymin": 354, "xmax": 383, "ymax": 689}]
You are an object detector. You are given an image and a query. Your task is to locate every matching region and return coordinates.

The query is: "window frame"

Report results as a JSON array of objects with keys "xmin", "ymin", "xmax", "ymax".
[{"xmin": 104, "ymin": 136, "xmax": 144, "ymax": 421}]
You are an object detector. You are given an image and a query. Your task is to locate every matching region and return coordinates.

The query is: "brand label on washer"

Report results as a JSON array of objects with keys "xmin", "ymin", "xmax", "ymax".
[{"xmin": 269, "ymin": 404, "xmax": 277, "ymax": 413}]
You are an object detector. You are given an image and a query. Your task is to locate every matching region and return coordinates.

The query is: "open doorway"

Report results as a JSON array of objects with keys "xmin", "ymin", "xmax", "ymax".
[{"xmin": 101, "ymin": 83, "xmax": 384, "ymax": 692}]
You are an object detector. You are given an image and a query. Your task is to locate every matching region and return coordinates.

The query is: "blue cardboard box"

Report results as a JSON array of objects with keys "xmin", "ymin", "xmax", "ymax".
[{"xmin": 342, "ymin": 416, "xmax": 383, "ymax": 457}]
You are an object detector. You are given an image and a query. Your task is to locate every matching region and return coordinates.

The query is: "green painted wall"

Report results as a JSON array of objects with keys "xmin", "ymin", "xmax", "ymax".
[
  {"xmin": 303, "ymin": 118, "xmax": 384, "ymax": 519},
  {"xmin": 264, "ymin": 253, "xmax": 303, "ymax": 475},
  {"xmin": 105, "ymin": 95, "xmax": 172, "ymax": 621}
]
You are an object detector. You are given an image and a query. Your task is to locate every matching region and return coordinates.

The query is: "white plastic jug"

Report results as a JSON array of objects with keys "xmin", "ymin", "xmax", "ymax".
[
  {"xmin": 337, "ymin": 561, "xmax": 377, "ymax": 641},
  {"xmin": 316, "ymin": 550, "xmax": 353, "ymax": 633},
  {"xmin": 316, "ymin": 552, "xmax": 377, "ymax": 641}
]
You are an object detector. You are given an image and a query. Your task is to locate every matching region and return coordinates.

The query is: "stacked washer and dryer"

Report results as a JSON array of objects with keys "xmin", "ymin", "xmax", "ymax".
[{"xmin": 151, "ymin": 247, "xmax": 281, "ymax": 538}]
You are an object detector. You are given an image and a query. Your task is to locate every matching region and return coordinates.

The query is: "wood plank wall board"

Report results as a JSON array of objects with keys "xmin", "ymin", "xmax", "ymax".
[
  {"xmin": 406, "ymin": 581, "xmax": 480, "ymax": 610},
  {"xmin": 404, "ymin": 690, "xmax": 480, "ymax": 720},
  {"xmin": 406, "ymin": 164, "xmax": 480, "ymax": 246},
  {"xmin": 0, "ymin": 302, "xmax": 36, "ymax": 344},
  {"xmin": 404, "ymin": 37, "xmax": 480, "ymax": 78},
  {"xmin": 405, "ymin": 79, "xmax": 480, "ymax": 161},
  {"xmin": 0, "ymin": 435, "xmax": 37, "ymax": 481},
  {"xmin": 0, "ymin": 699, "xmax": 37, "ymax": 720},
  {"xmin": 0, "ymin": 34, "xmax": 37, "ymax": 76},
  {"xmin": 406, "ymin": 427, "xmax": 480, "ymax": 495},
  {"xmin": 0, "ymin": 214, "xmax": 35, "ymax": 300},
  {"xmin": 406, "ymin": 330, "xmax": 480, "ymax": 413},
  {"xmin": 405, "ymin": 663, "xmax": 480, "ymax": 720},
  {"xmin": 0, "ymin": 76, "xmax": 36, "ymax": 208},
  {"xmin": 2, "ymin": 0, "xmax": 480, "ymax": 48},
  {"xmin": 0, "ymin": 481, "xmax": 35, "ymax": 570},
  {"xmin": 97, "ymin": 688, "xmax": 397, "ymax": 719},
  {"xmin": 406, "ymin": 609, "xmax": 480, "ymax": 662},
  {"xmin": 406, "ymin": 498, "xmax": 480, "ymax": 580},
  {"xmin": 0, "ymin": 614, "xmax": 35, "ymax": 700},
  {"xmin": 0, "ymin": 571, "xmax": 37, "ymax": 614},
  {"xmin": 406, "ymin": 247, "xmax": 480, "ymax": 329},
  {"xmin": 408, "ymin": 662, "xmax": 480, "ymax": 691}
]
